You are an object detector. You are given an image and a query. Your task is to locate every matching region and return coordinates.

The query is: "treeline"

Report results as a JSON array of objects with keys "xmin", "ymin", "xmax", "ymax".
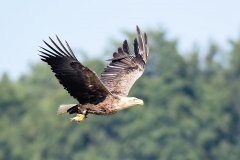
[{"xmin": 0, "ymin": 28, "xmax": 240, "ymax": 160}]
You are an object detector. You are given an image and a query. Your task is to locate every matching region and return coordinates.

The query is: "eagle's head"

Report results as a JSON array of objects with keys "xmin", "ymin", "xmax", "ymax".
[
  {"xmin": 117, "ymin": 97, "xmax": 144, "ymax": 111},
  {"xmin": 128, "ymin": 97, "xmax": 144, "ymax": 106}
]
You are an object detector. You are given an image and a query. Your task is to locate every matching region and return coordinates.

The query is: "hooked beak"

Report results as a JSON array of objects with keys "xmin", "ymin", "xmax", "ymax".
[{"xmin": 136, "ymin": 99, "xmax": 144, "ymax": 106}]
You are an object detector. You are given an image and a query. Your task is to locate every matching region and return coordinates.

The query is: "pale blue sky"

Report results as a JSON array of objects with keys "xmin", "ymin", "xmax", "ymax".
[{"xmin": 1, "ymin": 0, "xmax": 240, "ymax": 79}]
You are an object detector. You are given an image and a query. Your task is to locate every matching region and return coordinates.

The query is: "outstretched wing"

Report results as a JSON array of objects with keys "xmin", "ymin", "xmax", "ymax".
[
  {"xmin": 100, "ymin": 26, "xmax": 149, "ymax": 97},
  {"xmin": 39, "ymin": 36, "xmax": 111, "ymax": 105}
]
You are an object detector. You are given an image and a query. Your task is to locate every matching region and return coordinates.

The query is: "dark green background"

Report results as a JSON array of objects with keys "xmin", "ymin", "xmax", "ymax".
[{"xmin": 0, "ymin": 28, "xmax": 240, "ymax": 160}]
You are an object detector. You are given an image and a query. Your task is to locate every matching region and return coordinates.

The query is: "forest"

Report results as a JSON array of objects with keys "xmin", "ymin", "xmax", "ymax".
[{"xmin": 0, "ymin": 27, "xmax": 240, "ymax": 160}]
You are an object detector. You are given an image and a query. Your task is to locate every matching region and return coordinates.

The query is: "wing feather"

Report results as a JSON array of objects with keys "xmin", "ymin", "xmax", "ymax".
[
  {"xmin": 39, "ymin": 36, "xmax": 111, "ymax": 104},
  {"xmin": 123, "ymin": 40, "xmax": 130, "ymax": 54},
  {"xmin": 100, "ymin": 26, "xmax": 149, "ymax": 96}
]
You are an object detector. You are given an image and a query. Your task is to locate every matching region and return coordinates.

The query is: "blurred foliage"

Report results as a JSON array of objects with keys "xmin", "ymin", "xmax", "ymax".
[{"xmin": 0, "ymin": 27, "xmax": 240, "ymax": 160}]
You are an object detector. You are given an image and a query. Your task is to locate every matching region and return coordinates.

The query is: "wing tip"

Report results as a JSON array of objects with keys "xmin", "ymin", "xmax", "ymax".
[
  {"xmin": 144, "ymin": 33, "xmax": 148, "ymax": 43},
  {"xmin": 136, "ymin": 25, "xmax": 141, "ymax": 34}
]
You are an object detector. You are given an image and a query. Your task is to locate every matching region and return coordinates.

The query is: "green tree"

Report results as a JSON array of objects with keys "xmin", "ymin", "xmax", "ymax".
[{"xmin": 0, "ymin": 27, "xmax": 240, "ymax": 160}]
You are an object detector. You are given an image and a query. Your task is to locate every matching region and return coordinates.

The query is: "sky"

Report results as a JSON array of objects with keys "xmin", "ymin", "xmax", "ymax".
[{"xmin": 1, "ymin": 0, "xmax": 240, "ymax": 79}]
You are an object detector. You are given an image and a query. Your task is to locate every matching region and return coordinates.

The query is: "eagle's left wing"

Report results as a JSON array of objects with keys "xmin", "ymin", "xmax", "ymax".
[{"xmin": 39, "ymin": 36, "xmax": 111, "ymax": 105}]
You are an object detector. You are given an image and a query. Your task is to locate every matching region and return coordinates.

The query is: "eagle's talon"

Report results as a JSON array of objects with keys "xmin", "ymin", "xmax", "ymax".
[{"xmin": 70, "ymin": 114, "xmax": 86, "ymax": 122}]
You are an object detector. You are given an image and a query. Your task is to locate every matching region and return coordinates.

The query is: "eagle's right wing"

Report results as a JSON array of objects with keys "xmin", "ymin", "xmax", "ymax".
[{"xmin": 100, "ymin": 26, "xmax": 149, "ymax": 97}]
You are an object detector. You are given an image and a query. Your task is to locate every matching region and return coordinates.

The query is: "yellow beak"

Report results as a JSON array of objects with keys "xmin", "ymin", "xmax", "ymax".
[{"xmin": 136, "ymin": 99, "xmax": 144, "ymax": 105}]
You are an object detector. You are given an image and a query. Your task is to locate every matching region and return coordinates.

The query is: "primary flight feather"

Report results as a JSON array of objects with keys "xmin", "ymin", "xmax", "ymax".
[{"xmin": 39, "ymin": 26, "xmax": 149, "ymax": 122}]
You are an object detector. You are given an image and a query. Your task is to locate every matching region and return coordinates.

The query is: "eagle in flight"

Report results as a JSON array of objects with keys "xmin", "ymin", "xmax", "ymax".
[{"xmin": 39, "ymin": 26, "xmax": 149, "ymax": 122}]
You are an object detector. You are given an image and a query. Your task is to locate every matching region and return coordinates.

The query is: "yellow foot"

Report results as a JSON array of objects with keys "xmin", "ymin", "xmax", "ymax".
[{"xmin": 70, "ymin": 114, "xmax": 86, "ymax": 122}]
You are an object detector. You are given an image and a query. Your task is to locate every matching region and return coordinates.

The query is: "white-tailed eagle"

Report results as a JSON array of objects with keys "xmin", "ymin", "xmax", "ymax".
[{"xmin": 39, "ymin": 26, "xmax": 149, "ymax": 122}]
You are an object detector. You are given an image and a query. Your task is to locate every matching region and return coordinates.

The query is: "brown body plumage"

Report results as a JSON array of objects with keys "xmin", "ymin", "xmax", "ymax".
[{"xmin": 39, "ymin": 26, "xmax": 149, "ymax": 122}]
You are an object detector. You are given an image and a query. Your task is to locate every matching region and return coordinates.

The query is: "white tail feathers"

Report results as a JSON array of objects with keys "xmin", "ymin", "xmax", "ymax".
[{"xmin": 57, "ymin": 104, "xmax": 77, "ymax": 115}]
